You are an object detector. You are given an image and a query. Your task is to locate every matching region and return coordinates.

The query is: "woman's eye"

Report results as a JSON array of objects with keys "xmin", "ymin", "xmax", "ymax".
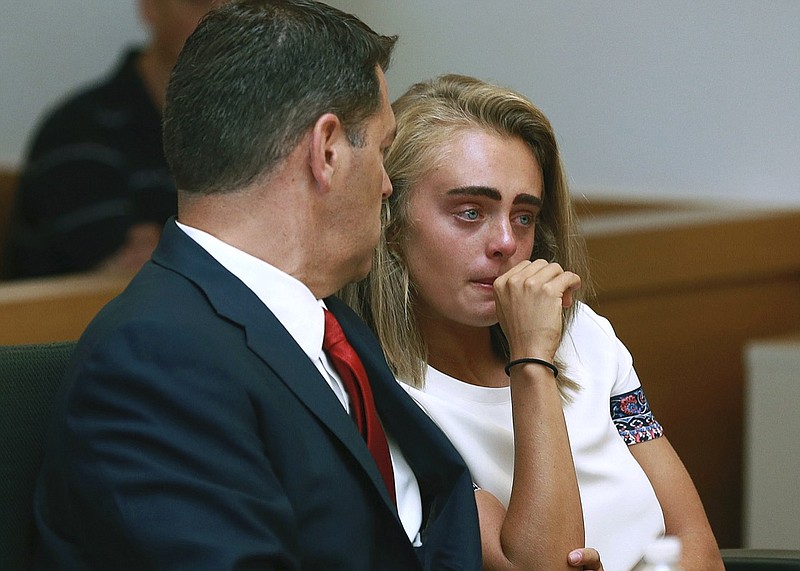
[{"xmin": 517, "ymin": 214, "xmax": 533, "ymax": 226}]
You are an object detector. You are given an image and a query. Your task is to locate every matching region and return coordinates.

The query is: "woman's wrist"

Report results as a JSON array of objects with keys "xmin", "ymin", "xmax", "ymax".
[{"xmin": 504, "ymin": 357, "xmax": 559, "ymax": 378}]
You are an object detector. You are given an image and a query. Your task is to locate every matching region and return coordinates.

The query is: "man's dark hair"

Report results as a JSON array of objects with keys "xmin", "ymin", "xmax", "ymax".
[{"xmin": 163, "ymin": 0, "xmax": 397, "ymax": 194}]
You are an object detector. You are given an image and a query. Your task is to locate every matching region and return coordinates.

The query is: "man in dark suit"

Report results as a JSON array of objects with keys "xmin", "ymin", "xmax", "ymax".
[{"xmin": 32, "ymin": 1, "xmax": 481, "ymax": 569}]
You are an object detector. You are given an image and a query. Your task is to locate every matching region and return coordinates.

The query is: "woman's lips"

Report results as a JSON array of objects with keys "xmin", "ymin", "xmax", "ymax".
[{"xmin": 473, "ymin": 277, "xmax": 498, "ymax": 287}]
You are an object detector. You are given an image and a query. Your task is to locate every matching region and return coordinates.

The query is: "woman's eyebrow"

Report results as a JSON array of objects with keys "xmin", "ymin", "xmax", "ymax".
[
  {"xmin": 446, "ymin": 186, "xmax": 502, "ymax": 200},
  {"xmin": 445, "ymin": 186, "xmax": 542, "ymax": 207},
  {"xmin": 513, "ymin": 193, "xmax": 542, "ymax": 207}
]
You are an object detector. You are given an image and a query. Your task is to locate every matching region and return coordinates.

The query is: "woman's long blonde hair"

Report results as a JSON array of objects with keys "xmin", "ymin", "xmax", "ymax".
[{"xmin": 341, "ymin": 74, "xmax": 592, "ymax": 397}]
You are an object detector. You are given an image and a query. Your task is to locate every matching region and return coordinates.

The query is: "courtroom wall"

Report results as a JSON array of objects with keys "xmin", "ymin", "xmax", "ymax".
[
  {"xmin": 5, "ymin": 2, "xmax": 799, "ymax": 206},
  {"xmin": 331, "ymin": 0, "xmax": 800, "ymax": 207}
]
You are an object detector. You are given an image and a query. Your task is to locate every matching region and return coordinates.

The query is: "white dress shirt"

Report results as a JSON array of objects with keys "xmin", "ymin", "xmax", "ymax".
[{"xmin": 176, "ymin": 222, "xmax": 423, "ymax": 545}]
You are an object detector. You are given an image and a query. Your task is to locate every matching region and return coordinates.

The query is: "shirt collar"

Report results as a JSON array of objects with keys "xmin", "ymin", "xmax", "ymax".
[{"xmin": 176, "ymin": 221, "xmax": 325, "ymax": 359}]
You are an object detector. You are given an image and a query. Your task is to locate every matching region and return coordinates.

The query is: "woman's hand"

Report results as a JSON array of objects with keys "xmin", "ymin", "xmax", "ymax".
[{"xmin": 493, "ymin": 259, "xmax": 581, "ymax": 361}]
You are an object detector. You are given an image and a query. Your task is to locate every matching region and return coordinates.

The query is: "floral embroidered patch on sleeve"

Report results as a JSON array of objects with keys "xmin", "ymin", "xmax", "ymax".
[{"xmin": 610, "ymin": 386, "xmax": 664, "ymax": 445}]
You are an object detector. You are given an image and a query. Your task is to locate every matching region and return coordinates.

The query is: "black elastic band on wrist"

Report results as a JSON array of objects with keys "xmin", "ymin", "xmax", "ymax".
[{"xmin": 504, "ymin": 358, "xmax": 559, "ymax": 378}]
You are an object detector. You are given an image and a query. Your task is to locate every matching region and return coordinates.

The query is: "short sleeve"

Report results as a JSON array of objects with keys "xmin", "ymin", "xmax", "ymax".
[{"xmin": 610, "ymin": 386, "xmax": 664, "ymax": 445}]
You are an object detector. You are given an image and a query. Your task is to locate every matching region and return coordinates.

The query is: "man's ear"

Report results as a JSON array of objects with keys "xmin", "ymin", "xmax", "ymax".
[{"xmin": 309, "ymin": 113, "xmax": 346, "ymax": 193}]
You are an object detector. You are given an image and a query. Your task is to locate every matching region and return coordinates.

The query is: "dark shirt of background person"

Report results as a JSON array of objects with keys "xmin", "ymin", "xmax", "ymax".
[
  {"xmin": 3, "ymin": 1, "xmax": 221, "ymax": 279},
  {"xmin": 4, "ymin": 49, "xmax": 173, "ymax": 278}
]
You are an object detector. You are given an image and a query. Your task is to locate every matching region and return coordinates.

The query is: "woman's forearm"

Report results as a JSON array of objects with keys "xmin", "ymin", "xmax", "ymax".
[{"xmin": 481, "ymin": 362, "xmax": 584, "ymax": 571}]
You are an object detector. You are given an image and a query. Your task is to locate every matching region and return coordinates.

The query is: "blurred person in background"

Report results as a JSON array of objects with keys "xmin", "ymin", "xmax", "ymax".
[{"xmin": 4, "ymin": 0, "xmax": 222, "ymax": 279}]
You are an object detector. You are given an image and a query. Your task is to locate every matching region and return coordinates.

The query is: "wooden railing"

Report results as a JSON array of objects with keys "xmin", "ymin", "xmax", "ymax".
[{"xmin": 0, "ymin": 272, "xmax": 128, "ymax": 345}]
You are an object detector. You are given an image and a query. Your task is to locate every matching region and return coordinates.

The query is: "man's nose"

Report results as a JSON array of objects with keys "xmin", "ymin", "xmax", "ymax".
[{"xmin": 381, "ymin": 169, "xmax": 393, "ymax": 199}]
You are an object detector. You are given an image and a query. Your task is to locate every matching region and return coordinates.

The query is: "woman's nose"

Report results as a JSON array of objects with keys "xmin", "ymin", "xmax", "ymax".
[{"xmin": 488, "ymin": 218, "xmax": 517, "ymax": 259}]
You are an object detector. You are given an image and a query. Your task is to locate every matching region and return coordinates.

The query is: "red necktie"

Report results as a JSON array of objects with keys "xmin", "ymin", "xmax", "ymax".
[{"xmin": 323, "ymin": 309, "xmax": 396, "ymax": 505}]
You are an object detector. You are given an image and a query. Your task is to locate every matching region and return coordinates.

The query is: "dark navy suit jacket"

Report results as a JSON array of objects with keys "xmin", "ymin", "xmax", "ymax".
[{"xmin": 33, "ymin": 219, "xmax": 481, "ymax": 570}]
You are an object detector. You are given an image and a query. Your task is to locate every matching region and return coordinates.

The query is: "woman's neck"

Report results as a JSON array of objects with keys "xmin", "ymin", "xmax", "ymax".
[{"xmin": 418, "ymin": 316, "xmax": 509, "ymax": 388}]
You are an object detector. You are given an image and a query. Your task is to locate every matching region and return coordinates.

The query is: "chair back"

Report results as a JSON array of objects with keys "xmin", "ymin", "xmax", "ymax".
[
  {"xmin": 0, "ymin": 341, "xmax": 75, "ymax": 571},
  {"xmin": 722, "ymin": 549, "xmax": 800, "ymax": 570}
]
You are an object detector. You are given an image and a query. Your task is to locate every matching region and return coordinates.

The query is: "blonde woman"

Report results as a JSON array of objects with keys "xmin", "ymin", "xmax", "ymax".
[{"xmin": 344, "ymin": 74, "xmax": 722, "ymax": 571}]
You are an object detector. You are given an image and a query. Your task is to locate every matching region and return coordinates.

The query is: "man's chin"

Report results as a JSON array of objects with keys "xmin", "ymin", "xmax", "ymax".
[{"xmin": 347, "ymin": 257, "xmax": 373, "ymax": 285}]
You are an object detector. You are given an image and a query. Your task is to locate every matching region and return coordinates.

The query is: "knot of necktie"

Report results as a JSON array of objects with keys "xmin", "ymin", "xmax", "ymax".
[{"xmin": 322, "ymin": 309, "xmax": 347, "ymax": 351}]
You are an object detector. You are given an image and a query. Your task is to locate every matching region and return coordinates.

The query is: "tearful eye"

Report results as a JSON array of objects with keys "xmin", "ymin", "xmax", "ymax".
[{"xmin": 518, "ymin": 214, "xmax": 533, "ymax": 226}]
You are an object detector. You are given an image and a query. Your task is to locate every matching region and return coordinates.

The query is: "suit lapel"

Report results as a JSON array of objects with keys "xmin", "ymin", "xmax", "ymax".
[
  {"xmin": 151, "ymin": 220, "xmax": 399, "ymax": 515},
  {"xmin": 241, "ymin": 317, "xmax": 398, "ymax": 513},
  {"xmin": 329, "ymin": 299, "xmax": 483, "ymax": 568},
  {"xmin": 326, "ymin": 297, "xmax": 469, "ymax": 504}
]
